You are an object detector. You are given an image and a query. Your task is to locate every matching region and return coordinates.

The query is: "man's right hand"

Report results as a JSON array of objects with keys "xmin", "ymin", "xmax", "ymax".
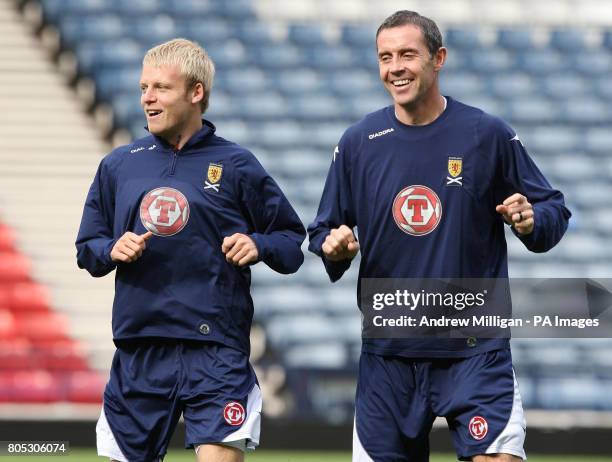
[
  {"xmin": 110, "ymin": 231, "xmax": 153, "ymax": 263},
  {"xmin": 322, "ymin": 225, "xmax": 359, "ymax": 262}
]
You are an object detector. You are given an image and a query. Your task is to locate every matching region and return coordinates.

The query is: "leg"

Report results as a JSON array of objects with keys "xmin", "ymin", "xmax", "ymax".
[
  {"xmin": 472, "ymin": 454, "xmax": 522, "ymax": 462},
  {"xmin": 196, "ymin": 443, "xmax": 244, "ymax": 462},
  {"xmin": 434, "ymin": 349, "xmax": 526, "ymax": 462},
  {"xmin": 353, "ymin": 353, "xmax": 434, "ymax": 462}
]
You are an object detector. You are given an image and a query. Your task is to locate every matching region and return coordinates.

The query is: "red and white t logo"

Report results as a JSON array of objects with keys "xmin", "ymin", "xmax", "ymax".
[
  {"xmin": 223, "ymin": 402, "xmax": 245, "ymax": 426},
  {"xmin": 140, "ymin": 187, "xmax": 190, "ymax": 236},
  {"xmin": 392, "ymin": 185, "xmax": 442, "ymax": 236},
  {"xmin": 469, "ymin": 416, "xmax": 488, "ymax": 440}
]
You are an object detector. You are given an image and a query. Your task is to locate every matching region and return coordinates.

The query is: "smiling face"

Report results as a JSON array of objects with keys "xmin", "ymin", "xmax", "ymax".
[
  {"xmin": 377, "ymin": 24, "xmax": 445, "ymax": 117},
  {"xmin": 140, "ymin": 64, "xmax": 203, "ymax": 146}
]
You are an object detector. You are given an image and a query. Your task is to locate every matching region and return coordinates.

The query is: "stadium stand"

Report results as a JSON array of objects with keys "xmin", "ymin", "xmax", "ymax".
[{"xmin": 2, "ymin": 0, "xmax": 611, "ymax": 432}]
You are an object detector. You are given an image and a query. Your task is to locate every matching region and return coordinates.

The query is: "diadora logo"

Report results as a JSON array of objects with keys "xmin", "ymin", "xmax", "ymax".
[
  {"xmin": 140, "ymin": 187, "xmax": 190, "ymax": 236},
  {"xmin": 368, "ymin": 128, "xmax": 394, "ymax": 140},
  {"xmin": 469, "ymin": 416, "xmax": 488, "ymax": 440},
  {"xmin": 223, "ymin": 402, "xmax": 245, "ymax": 426},
  {"xmin": 130, "ymin": 146, "xmax": 145, "ymax": 154},
  {"xmin": 392, "ymin": 185, "xmax": 442, "ymax": 236},
  {"xmin": 148, "ymin": 144, "xmax": 157, "ymax": 150}
]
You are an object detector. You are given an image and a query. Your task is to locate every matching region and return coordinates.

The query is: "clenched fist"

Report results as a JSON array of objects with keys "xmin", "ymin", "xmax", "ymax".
[
  {"xmin": 496, "ymin": 193, "xmax": 534, "ymax": 235},
  {"xmin": 222, "ymin": 233, "xmax": 259, "ymax": 266},
  {"xmin": 110, "ymin": 231, "xmax": 153, "ymax": 263},
  {"xmin": 322, "ymin": 225, "xmax": 360, "ymax": 262}
]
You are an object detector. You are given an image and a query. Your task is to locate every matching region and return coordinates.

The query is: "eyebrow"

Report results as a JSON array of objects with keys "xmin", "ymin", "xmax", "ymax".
[{"xmin": 378, "ymin": 47, "xmax": 420, "ymax": 57}]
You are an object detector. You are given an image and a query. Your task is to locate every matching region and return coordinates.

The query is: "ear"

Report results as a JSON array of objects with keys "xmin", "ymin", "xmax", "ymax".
[
  {"xmin": 191, "ymin": 82, "xmax": 204, "ymax": 105},
  {"xmin": 433, "ymin": 47, "xmax": 447, "ymax": 72}
]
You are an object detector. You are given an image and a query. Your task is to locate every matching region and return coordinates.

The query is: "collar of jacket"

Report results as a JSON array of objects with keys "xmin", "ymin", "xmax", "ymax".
[{"xmin": 146, "ymin": 119, "xmax": 217, "ymax": 152}]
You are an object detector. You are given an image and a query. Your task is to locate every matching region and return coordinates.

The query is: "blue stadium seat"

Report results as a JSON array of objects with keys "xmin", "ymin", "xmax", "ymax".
[
  {"xmin": 468, "ymin": 48, "xmax": 515, "ymax": 74},
  {"xmin": 595, "ymin": 76, "xmax": 612, "ymax": 100},
  {"xmin": 571, "ymin": 50, "xmax": 612, "ymax": 76},
  {"xmin": 250, "ymin": 44, "xmax": 304, "ymax": 69},
  {"xmin": 206, "ymin": 92, "xmax": 241, "ymax": 119},
  {"xmin": 272, "ymin": 69, "xmax": 325, "ymax": 96},
  {"xmin": 305, "ymin": 45, "xmax": 358, "ymax": 70},
  {"xmin": 341, "ymin": 23, "xmax": 376, "ymax": 48},
  {"xmin": 289, "ymin": 23, "xmax": 331, "ymax": 46},
  {"xmin": 241, "ymin": 93, "xmax": 289, "ymax": 120},
  {"xmin": 222, "ymin": 68, "xmax": 269, "ymax": 95},
  {"xmin": 496, "ymin": 28, "xmax": 537, "ymax": 51},
  {"xmin": 75, "ymin": 40, "xmax": 146, "ymax": 74},
  {"xmin": 326, "ymin": 70, "xmax": 377, "ymax": 97},
  {"xmin": 285, "ymin": 343, "xmax": 348, "ymax": 369},
  {"xmin": 234, "ymin": 22, "xmax": 278, "ymax": 45},
  {"xmin": 163, "ymin": 0, "xmax": 215, "ymax": 18},
  {"xmin": 127, "ymin": 15, "xmax": 178, "ymax": 46},
  {"xmin": 561, "ymin": 98, "xmax": 612, "ymax": 125},
  {"xmin": 94, "ymin": 66, "xmax": 141, "ymax": 102},
  {"xmin": 175, "ymin": 18, "xmax": 233, "ymax": 45},
  {"xmin": 58, "ymin": 15, "xmax": 124, "ymax": 49},
  {"xmin": 275, "ymin": 149, "xmax": 330, "ymax": 179},
  {"xmin": 540, "ymin": 73, "xmax": 589, "ymax": 99},
  {"xmin": 345, "ymin": 94, "xmax": 390, "ymax": 119},
  {"xmin": 507, "ymin": 98, "xmax": 560, "ymax": 125},
  {"xmin": 549, "ymin": 29, "xmax": 588, "ymax": 51},
  {"xmin": 518, "ymin": 50, "xmax": 567, "ymax": 75},
  {"xmin": 290, "ymin": 95, "xmax": 346, "ymax": 121},
  {"xmin": 40, "ymin": 0, "xmax": 110, "ymax": 22},
  {"xmin": 206, "ymin": 41, "xmax": 247, "ymax": 69},
  {"xmin": 440, "ymin": 73, "xmax": 484, "ymax": 98},
  {"xmin": 445, "ymin": 27, "xmax": 488, "ymax": 50},
  {"xmin": 602, "ymin": 30, "xmax": 612, "ymax": 48},
  {"xmin": 526, "ymin": 127, "xmax": 582, "ymax": 154},
  {"xmin": 488, "ymin": 73, "xmax": 536, "ymax": 100},
  {"xmin": 113, "ymin": 0, "xmax": 164, "ymax": 17},
  {"xmin": 584, "ymin": 128, "xmax": 612, "ymax": 155},
  {"xmin": 215, "ymin": 0, "xmax": 256, "ymax": 20},
  {"xmin": 538, "ymin": 377, "xmax": 605, "ymax": 409}
]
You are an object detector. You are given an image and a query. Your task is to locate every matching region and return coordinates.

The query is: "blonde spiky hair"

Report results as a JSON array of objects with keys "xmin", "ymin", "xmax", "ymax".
[{"xmin": 143, "ymin": 38, "xmax": 215, "ymax": 114}]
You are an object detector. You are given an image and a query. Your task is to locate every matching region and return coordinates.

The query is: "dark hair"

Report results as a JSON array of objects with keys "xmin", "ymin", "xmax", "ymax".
[{"xmin": 376, "ymin": 10, "xmax": 443, "ymax": 57}]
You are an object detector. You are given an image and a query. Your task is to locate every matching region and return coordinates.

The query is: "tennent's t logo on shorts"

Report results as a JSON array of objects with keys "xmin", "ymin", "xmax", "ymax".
[
  {"xmin": 392, "ymin": 185, "xmax": 442, "ymax": 236},
  {"xmin": 223, "ymin": 402, "xmax": 245, "ymax": 426},
  {"xmin": 140, "ymin": 187, "xmax": 190, "ymax": 236}
]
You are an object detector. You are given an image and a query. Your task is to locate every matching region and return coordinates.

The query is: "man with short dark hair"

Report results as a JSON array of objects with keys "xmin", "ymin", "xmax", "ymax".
[
  {"xmin": 308, "ymin": 11, "xmax": 570, "ymax": 462},
  {"xmin": 77, "ymin": 38, "xmax": 305, "ymax": 462}
]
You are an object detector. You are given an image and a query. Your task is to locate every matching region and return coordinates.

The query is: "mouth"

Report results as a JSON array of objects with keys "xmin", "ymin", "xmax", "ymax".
[
  {"xmin": 391, "ymin": 78, "xmax": 413, "ymax": 88},
  {"xmin": 146, "ymin": 109, "xmax": 163, "ymax": 119}
]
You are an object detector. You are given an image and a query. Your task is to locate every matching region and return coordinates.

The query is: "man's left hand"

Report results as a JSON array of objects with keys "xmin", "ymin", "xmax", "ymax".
[
  {"xmin": 496, "ymin": 193, "xmax": 534, "ymax": 235},
  {"xmin": 222, "ymin": 233, "xmax": 259, "ymax": 266}
]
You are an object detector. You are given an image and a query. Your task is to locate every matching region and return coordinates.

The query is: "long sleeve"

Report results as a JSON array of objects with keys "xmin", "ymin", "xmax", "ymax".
[
  {"xmin": 75, "ymin": 157, "xmax": 118, "ymax": 277},
  {"xmin": 236, "ymin": 152, "xmax": 306, "ymax": 274},
  {"xmin": 484, "ymin": 115, "xmax": 572, "ymax": 253},
  {"xmin": 307, "ymin": 138, "xmax": 357, "ymax": 282}
]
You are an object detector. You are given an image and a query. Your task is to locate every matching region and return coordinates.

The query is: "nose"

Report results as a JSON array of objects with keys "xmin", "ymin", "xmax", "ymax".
[
  {"xmin": 389, "ymin": 57, "xmax": 404, "ymax": 75},
  {"xmin": 141, "ymin": 87, "xmax": 156, "ymax": 104}
]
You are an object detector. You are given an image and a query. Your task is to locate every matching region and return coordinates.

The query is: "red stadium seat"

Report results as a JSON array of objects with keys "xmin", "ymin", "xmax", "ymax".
[
  {"xmin": 0, "ymin": 252, "xmax": 31, "ymax": 283},
  {"xmin": 9, "ymin": 370, "xmax": 62, "ymax": 403},
  {"xmin": 0, "ymin": 338, "xmax": 38, "ymax": 370},
  {"xmin": 0, "ymin": 309, "xmax": 18, "ymax": 339},
  {"xmin": 14, "ymin": 312, "xmax": 70, "ymax": 344},
  {"xmin": 0, "ymin": 224, "xmax": 17, "ymax": 252},
  {"xmin": 36, "ymin": 340, "xmax": 89, "ymax": 371},
  {"xmin": 6, "ymin": 282, "xmax": 51, "ymax": 312},
  {"xmin": 64, "ymin": 370, "xmax": 105, "ymax": 403}
]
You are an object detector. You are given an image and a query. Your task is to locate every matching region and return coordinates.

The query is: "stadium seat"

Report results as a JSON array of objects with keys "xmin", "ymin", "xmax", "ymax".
[
  {"xmin": 496, "ymin": 28, "xmax": 538, "ymax": 50},
  {"xmin": 0, "ymin": 338, "xmax": 38, "ymax": 370},
  {"xmin": 0, "ymin": 224, "xmax": 16, "ymax": 252},
  {"xmin": 64, "ymin": 370, "xmax": 105, "ymax": 403},
  {"xmin": 290, "ymin": 95, "xmax": 346, "ymax": 121},
  {"xmin": 40, "ymin": 0, "xmax": 110, "ymax": 22},
  {"xmin": 305, "ymin": 45, "xmax": 358, "ymax": 70},
  {"xmin": 518, "ymin": 50, "xmax": 567, "ymax": 75},
  {"xmin": 58, "ymin": 14, "xmax": 124, "ymax": 49},
  {"xmin": 572, "ymin": 50, "xmax": 612, "ymax": 76},
  {"xmin": 289, "ymin": 23, "xmax": 331, "ymax": 46},
  {"xmin": 250, "ymin": 44, "xmax": 304, "ymax": 69},
  {"xmin": 75, "ymin": 40, "xmax": 145, "ymax": 74},
  {"xmin": 8, "ymin": 370, "xmax": 63, "ymax": 403},
  {"xmin": 445, "ymin": 27, "xmax": 489, "ymax": 50},
  {"xmin": 561, "ymin": 98, "xmax": 612, "ymax": 125},
  {"xmin": 234, "ymin": 21, "xmax": 280, "ymax": 45},
  {"xmin": 273, "ymin": 69, "xmax": 325, "ymax": 96},
  {"xmin": 0, "ymin": 309, "xmax": 17, "ymax": 340},
  {"xmin": 326, "ymin": 70, "xmax": 377, "ymax": 97},
  {"xmin": 6, "ymin": 282, "xmax": 50, "ymax": 312},
  {"xmin": 36, "ymin": 340, "xmax": 89, "ymax": 371},
  {"xmin": 488, "ymin": 73, "xmax": 536, "ymax": 100},
  {"xmin": 284, "ymin": 342, "xmax": 348, "ymax": 369},
  {"xmin": 0, "ymin": 252, "xmax": 31, "ymax": 283},
  {"xmin": 176, "ymin": 18, "xmax": 233, "ymax": 45},
  {"xmin": 440, "ymin": 73, "xmax": 484, "ymax": 98},
  {"xmin": 549, "ymin": 29, "xmax": 588, "ymax": 51},
  {"xmin": 14, "ymin": 312, "xmax": 70, "ymax": 344},
  {"xmin": 584, "ymin": 128, "xmax": 612, "ymax": 156},
  {"xmin": 241, "ymin": 93, "xmax": 289, "ymax": 120},
  {"xmin": 341, "ymin": 23, "xmax": 376, "ymax": 48}
]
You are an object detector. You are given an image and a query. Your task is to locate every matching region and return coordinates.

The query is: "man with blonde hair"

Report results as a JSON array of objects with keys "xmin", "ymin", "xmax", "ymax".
[{"xmin": 77, "ymin": 38, "xmax": 305, "ymax": 462}]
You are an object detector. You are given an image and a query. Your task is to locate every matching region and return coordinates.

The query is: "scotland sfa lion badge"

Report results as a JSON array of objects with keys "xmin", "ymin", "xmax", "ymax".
[
  {"xmin": 447, "ymin": 156, "xmax": 463, "ymax": 186},
  {"xmin": 140, "ymin": 187, "xmax": 190, "ymax": 236},
  {"xmin": 205, "ymin": 163, "xmax": 223, "ymax": 192},
  {"xmin": 392, "ymin": 185, "xmax": 442, "ymax": 236}
]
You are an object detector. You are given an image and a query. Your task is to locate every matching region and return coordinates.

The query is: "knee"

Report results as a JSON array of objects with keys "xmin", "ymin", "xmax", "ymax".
[{"xmin": 472, "ymin": 454, "xmax": 522, "ymax": 462}]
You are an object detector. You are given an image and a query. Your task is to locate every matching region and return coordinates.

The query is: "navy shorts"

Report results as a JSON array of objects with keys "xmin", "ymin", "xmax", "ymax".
[
  {"xmin": 96, "ymin": 339, "xmax": 261, "ymax": 462},
  {"xmin": 353, "ymin": 348, "xmax": 525, "ymax": 462}
]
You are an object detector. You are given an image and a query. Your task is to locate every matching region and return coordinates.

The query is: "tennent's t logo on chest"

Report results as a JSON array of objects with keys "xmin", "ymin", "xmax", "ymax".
[
  {"xmin": 392, "ymin": 185, "xmax": 442, "ymax": 236},
  {"xmin": 140, "ymin": 187, "xmax": 190, "ymax": 236}
]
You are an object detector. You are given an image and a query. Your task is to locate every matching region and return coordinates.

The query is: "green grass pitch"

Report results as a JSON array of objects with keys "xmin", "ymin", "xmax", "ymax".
[{"xmin": 1, "ymin": 449, "xmax": 612, "ymax": 461}]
